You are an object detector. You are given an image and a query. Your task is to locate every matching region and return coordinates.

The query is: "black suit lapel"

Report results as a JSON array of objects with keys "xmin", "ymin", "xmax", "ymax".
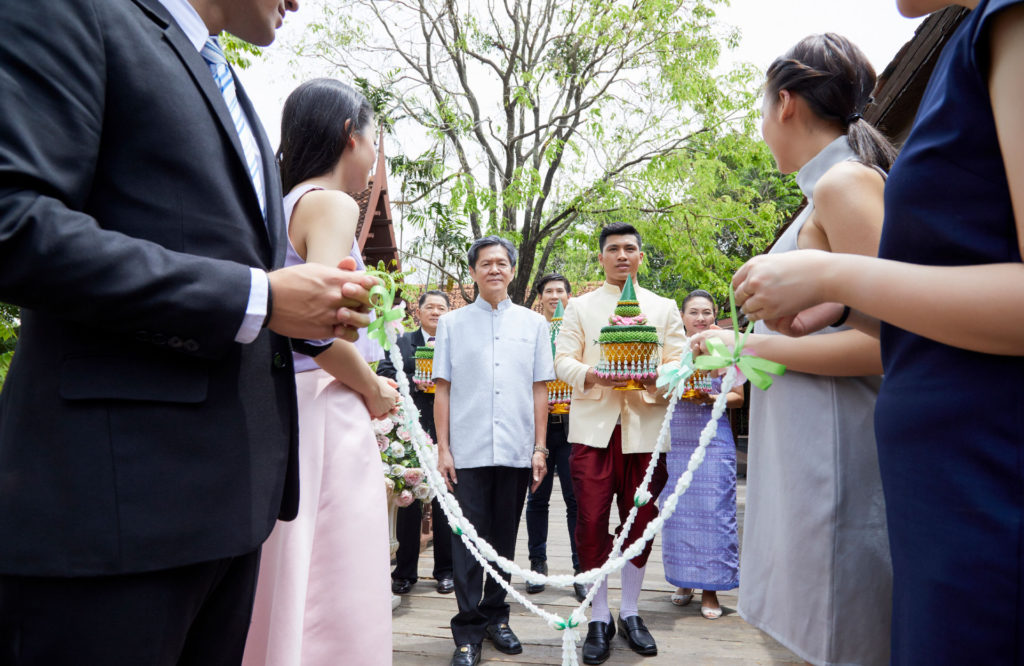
[
  {"xmin": 235, "ymin": 81, "xmax": 283, "ymax": 266},
  {"xmin": 160, "ymin": 30, "xmax": 251, "ymax": 201},
  {"xmin": 133, "ymin": 0, "xmax": 271, "ymax": 262},
  {"xmin": 402, "ymin": 330, "xmax": 421, "ymax": 376}
]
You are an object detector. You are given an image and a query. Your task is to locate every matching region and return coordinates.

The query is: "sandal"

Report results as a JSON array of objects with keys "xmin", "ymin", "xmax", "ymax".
[
  {"xmin": 700, "ymin": 605, "xmax": 723, "ymax": 620},
  {"xmin": 670, "ymin": 588, "xmax": 693, "ymax": 606}
]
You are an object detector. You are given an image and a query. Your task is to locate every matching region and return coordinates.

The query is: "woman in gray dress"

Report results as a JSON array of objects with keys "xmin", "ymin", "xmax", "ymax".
[{"xmin": 692, "ymin": 34, "xmax": 892, "ymax": 665}]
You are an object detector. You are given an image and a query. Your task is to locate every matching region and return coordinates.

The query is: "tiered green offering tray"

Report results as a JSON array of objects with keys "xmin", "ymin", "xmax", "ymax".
[
  {"xmin": 413, "ymin": 346, "xmax": 435, "ymax": 394},
  {"xmin": 547, "ymin": 300, "xmax": 571, "ymax": 412},
  {"xmin": 595, "ymin": 276, "xmax": 659, "ymax": 391}
]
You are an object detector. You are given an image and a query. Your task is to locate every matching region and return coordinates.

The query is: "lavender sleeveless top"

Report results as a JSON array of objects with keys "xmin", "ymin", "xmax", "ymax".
[{"xmin": 283, "ymin": 183, "xmax": 384, "ymax": 372}]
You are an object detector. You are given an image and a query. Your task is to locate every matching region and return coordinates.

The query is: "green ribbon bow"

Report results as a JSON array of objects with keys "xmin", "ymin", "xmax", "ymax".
[
  {"xmin": 692, "ymin": 288, "xmax": 786, "ymax": 391},
  {"xmin": 365, "ymin": 271, "xmax": 405, "ymax": 351},
  {"xmin": 654, "ymin": 350, "xmax": 697, "ymax": 400},
  {"xmin": 554, "ymin": 617, "xmax": 580, "ymax": 630}
]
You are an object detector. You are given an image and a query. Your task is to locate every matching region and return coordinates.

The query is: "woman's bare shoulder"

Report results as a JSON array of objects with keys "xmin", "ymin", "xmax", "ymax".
[{"xmin": 294, "ymin": 188, "xmax": 360, "ymax": 220}]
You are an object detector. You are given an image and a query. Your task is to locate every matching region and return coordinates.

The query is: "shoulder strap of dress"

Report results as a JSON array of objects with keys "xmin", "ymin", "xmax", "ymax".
[{"xmin": 282, "ymin": 183, "xmax": 325, "ymax": 227}]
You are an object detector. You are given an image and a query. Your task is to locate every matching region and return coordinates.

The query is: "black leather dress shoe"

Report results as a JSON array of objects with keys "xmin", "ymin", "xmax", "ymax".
[
  {"xmin": 573, "ymin": 571, "xmax": 587, "ymax": 602},
  {"xmin": 484, "ymin": 622, "xmax": 523, "ymax": 654},
  {"xmin": 449, "ymin": 643, "xmax": 481, "ymax": 666},
  {"xmin": 581, "ymin": 619, "xmax": 615, "ymax": 664},
  {"xmin": 436, "ymin": 576, "xmax": 455, "ymax": 594},
  {"xmin": 526, "ymin": 558, "xmax": 546, "ymax": 594},
  {"xmin": 391, "ymin": 578, "xmax": 414, "ymax": 595},
  {"xmin": 617, "ymin": 615, "xmax": 657, "ymax": 655}
]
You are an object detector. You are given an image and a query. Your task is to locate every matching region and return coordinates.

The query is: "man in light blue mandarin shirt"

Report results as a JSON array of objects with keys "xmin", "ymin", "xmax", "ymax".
[{"xmin": 433, "ymin": 236, "xmax": 554, "ymax": 666}]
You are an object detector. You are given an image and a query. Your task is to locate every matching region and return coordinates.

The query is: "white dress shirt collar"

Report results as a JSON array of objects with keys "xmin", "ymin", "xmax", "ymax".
[{"xmin": 157, "ymin": 0, "xmax": 211, "ymax": 51}]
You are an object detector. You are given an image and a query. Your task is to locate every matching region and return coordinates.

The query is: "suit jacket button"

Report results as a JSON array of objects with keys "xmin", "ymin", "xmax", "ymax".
[
  {"xmin": 273, "ymin": 352, "xmax": 286, "ymax": 369},
  {"xmin": 183, "ymin": 339, "xmax": 200, "ymax": 353},
  {"xmin": 167, "ymin": 336, "xmax": 183, "ymax": 349}
]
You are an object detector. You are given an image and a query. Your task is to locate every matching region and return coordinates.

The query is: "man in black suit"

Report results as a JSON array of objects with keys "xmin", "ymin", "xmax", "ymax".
[
  {"xmin": 378, "ymin": 290, "xmax": 456, "ymax": 595},
  {"xmin": 0, "ymin": 1, "xmax": 377, "ymax": 664},
  {"xmin": 524, "ymin": 273, "xmax": 585, "ymax": 602}
]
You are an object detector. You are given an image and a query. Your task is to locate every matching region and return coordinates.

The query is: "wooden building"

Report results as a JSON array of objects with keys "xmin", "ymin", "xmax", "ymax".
[
  {"xmin": 865, "ymin": 7, "xmax": 970, "ymax": 144},
  {"xmin": 352, "ymin": 135, "xmax": 401, "ymax": 270}
]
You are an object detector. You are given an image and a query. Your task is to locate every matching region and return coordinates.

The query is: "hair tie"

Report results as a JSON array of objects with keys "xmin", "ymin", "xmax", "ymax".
[{"xmin": 845, "ymin": 112, "xmax": 863, "ymax": 125}]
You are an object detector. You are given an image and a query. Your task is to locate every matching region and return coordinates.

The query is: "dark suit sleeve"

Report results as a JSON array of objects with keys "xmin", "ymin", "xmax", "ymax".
[
  {"xmin": 377, "ymin": 331, "xmax": 416, "ymax": 382},
  {"xmin": 0, "ymin": 0, "xmax": 251, "ymax": 359},
  {"xmin": 375, "ymin": 340, "xmax": 400, "ymax": 380}
]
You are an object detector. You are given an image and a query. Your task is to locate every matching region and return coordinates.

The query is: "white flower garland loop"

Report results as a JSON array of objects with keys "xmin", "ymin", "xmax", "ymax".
[{"xmin": 383, "ymin": 326, "xmax": 735, "ymax": 666}]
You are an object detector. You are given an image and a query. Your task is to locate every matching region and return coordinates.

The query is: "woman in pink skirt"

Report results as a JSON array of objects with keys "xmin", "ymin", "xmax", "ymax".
[{"xmin": 242, "ymin": 79, "xmax": 396, "ymax": 666}]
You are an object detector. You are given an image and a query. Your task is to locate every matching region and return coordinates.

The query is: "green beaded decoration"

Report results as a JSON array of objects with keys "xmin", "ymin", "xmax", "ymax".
[
  {"xmin": 613, "ymin": 276, "xmax": 641, "ymax": 317},
  {"xmin": 597, "ymin": 327, "xmax": 659, "ymax": 344}
]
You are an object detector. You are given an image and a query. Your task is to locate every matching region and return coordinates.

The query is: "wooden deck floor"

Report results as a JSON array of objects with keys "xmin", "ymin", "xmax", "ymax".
[{"xmin": 392, "ymin": 476, "xmax": 801, "ymax": 665}]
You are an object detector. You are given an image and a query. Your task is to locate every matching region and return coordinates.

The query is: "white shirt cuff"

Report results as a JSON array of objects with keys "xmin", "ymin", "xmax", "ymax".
[{"xmin": 234, "ymin": 267, "xmax": 269, "ymax": 344}]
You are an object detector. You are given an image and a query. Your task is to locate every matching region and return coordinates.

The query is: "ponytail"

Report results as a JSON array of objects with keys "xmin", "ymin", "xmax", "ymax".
[{"xmin": 766, "ymin": 33, "xmax": 897, "ymax": 171}]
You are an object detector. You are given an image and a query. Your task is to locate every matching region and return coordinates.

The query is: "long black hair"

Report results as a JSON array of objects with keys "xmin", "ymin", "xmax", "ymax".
[
  {"xmin": 766, "ymin": 33, "xmax": 897, "ymax": 171},
  {"xmin": 277, "ymin": 78, "xmax": 374, "ymax": 192}
]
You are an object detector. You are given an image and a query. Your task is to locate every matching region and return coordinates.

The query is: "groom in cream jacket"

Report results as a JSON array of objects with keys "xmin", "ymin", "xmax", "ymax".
[{"xmin": 555, "ymin": 222, "xmax": 686, "ymax": 664}]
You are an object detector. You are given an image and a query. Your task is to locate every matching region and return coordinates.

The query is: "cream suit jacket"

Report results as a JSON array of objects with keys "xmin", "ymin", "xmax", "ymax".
[{"xmin": 555, "ymin": 281, "xmax": 686, "ymax": 453}]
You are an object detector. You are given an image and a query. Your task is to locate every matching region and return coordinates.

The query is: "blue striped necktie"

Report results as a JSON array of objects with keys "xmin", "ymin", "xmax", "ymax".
[{"xmin": 200, "ymin": 37, "xmax": 266, "ymax": 219}]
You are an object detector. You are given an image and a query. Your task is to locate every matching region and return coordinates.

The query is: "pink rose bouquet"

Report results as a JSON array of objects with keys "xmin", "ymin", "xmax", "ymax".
[
  {"xmin": 395, "ymin": 489, "xmax": 415, "ymax": 507},
  {"xmin": 403, "ymin": 468, "xmax": 424, "ymax": 487},
  {"xmin": 374, "ymin": 405, "xmax": 436, "ymax": 504}
]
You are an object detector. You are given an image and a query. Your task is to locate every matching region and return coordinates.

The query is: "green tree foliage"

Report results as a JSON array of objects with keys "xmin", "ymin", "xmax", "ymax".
[
  {"xmin": 489, "ymin": 134, "xmax": 803, "ymax": 307},
  {"xmin": 583, "ymin": 131, "xmax": 802, "ymax": 305},
  {"xmin": 0, "ymin": 303, "xmax": 18, "ymax": 391},
  {"xmin": 291, "ymin": 0, "xmax": 797, "ymax": 305},
  {"xmin": 220, "ymin": 32, "xmax": 262, "ymax": 69}
]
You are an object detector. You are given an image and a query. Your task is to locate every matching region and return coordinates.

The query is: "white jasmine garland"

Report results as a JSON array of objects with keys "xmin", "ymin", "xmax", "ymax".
[{"xmin": 381, "ymin": 326, "xmax": 732, "ymax": 666}]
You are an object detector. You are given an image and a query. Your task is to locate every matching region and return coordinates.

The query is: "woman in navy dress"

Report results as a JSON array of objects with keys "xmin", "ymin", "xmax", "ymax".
[{"xmin": 731, "ymin": 1, "xmax": 1024, "ymax": 662}]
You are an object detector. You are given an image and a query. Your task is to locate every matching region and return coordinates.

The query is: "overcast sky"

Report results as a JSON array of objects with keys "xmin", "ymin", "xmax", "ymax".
[
  {"xmin": 717, "ymin": 0, "xmax": 923, "ymax": 73},
  {"xmin": 238, "ymin": 0, "xmax": 925, "ymax": 149}
]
